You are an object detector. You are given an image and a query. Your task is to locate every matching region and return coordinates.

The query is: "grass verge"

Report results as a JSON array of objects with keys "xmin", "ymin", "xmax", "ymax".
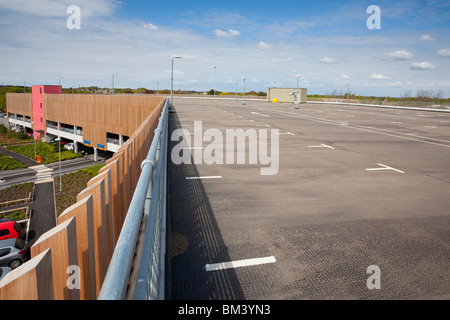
[
  {"xmin": 54, "ymin": 164, "xmax": 105, "ymax": 216},
  {"xmin": 7, "ymin": 141, "xmax": 82, "ymax": 164},
  {"xmin": 0, "ymin": 154, "xmax": 26, "ymax": 170},
  {"xmin": 0, "ymin": 182, "xmax": 33, "ymax": 205}
]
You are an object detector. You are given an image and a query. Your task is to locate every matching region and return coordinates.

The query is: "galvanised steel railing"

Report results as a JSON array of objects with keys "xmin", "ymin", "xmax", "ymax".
[{"xmin": 98, "ymin": 99, "xmax": 169, "ymax": 300}]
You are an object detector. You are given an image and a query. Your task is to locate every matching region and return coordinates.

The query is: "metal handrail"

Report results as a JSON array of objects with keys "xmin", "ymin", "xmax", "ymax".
[
  {"xmin": 134, "ymin": 100, "xmax": 169, "ymax": 299},
  {"xmin": 98, "ymin": 99, "xmax": 169, "ymax": 300}
]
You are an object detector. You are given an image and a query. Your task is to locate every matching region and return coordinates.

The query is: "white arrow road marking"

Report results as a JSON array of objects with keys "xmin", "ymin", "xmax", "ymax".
[
  {"xmin": 206, "ymin": 256, "xmax": 276, "ymax": 272},
  {"xmin": 251, "ymin": 112, "xmax": 269, "ymax": 117},
  {"xmin": 366, "ymin": 163, "xmax": 404, "ymax": 174}
]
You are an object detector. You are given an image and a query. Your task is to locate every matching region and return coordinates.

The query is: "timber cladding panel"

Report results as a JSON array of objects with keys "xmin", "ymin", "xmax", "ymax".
[
  {"xmin": 6, "ymin": 93, "xmax": 32, "ymax": 117},
  {"xmin": 43, "ymin": 94, "xmax": 164, "ymax": 148}
]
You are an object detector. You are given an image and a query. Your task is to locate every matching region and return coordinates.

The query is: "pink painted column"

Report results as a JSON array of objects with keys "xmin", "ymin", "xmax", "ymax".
[{"xmin": 32, "ymin": 85, "xmax": 61, "ymax": 140}]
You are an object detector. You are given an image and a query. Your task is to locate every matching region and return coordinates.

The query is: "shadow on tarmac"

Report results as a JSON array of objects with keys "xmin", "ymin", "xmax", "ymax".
[{"xmin": 167, "ymin": 108, "xmax": 245, "ymax": 300}]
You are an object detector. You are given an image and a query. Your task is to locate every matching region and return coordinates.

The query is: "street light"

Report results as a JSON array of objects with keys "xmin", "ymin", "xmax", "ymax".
[
  {"xmin": 171, "ymin": 55, "xmax": 181, "ymax": 106},
  {"xmin": 31, "ymin": 122, "xmax": 36, "ymax": 160},
  {"xmin": 112, "ymin": 72, "xmax": 117, "ymax": 95},
  {"xmin": 293, "ymin": 74, "xmax": 302, "ymax": 109},
  {"xmin": 214, "ymin": 66, "xmax": 217, "ymax": 97},
  {"xmin": 242, "ymin": 77, "xmax": 247, "ymax": 105},
  {"xmin": 55, "ymin": 137, "xmax": 62, "ymax": 192},
  {"xmin": 59, "ymin": 77, "xmax": 64, "ymax": 94},
  {"xmin": 346, "ymin": 82, "xmax": 349, "ymax": 104}
]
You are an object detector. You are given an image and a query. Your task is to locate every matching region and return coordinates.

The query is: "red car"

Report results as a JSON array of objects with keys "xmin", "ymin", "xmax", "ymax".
[{"xmin": 0, "ymin": 221, "xmax": 24, "ymax": 241}]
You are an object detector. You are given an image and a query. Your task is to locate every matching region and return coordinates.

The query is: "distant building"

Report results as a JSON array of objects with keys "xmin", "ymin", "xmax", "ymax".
[
  {"xmin": 267, "ymin": 87, "xmax": 307, "ymax": 104},
  {"xmin": 7, "ymin": 85, "xmax": 164, "ymax": 160}
]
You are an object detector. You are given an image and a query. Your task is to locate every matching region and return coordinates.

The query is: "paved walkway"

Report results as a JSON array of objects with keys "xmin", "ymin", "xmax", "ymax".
[
  {"xmin": 0, "ymin": 146, "xmax": 55, "ymax": 247},
  {"xmin": 0, "ymin": 146, "xmax": 37, "ymax": 167},
  {"xmin": 27, "ymin": 181, "xmax": 56, "ymax": 247}
]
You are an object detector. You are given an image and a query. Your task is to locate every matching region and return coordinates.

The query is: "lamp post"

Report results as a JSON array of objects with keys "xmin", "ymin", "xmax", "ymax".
[
  {"xmin": 31, "ymin": 122, "xmax": 36, "ymax": 160},
  {"xmin": 242, "ymin": 77, "xmax": 247, "ymax": 105},
  {"xmin": 112, "ymin": 72, "xmax": 117, "ymax": 95},
  {"xmin": 346, "ymin": 82, "xmax": 349, "ymax": 104},
  {"xmin": 171, "ymin": 55, "xmax": 181, "ymax": 106},
  {"xmin": 55, "ymin": 137, "xmax": 62, "ymax": 192},
  {"xmin": 293, "ymin": 74, "xmax": 302, "ymax": 109},
  {"xmin": 59, "ymin": 77, "xmax": 64, "ymax": 94},
  {"xmin": 214, "ymin": 66, "xmax": 217, "ymax": 97}
]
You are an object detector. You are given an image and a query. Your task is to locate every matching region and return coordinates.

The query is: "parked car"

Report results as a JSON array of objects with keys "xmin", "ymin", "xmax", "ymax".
[
  {"xmin": 64, "ymin": 142, "xmax": 74, "ymax": 150},
  {"xmin": 0, "ymin": 238, "xmax": 29, "ymax": 269},
  {"xmin": 77, "ymin": 144, "xmax": 93, "ymax": 155},
  {"xmin": 0, "ymin": 221, "xmax": 24, "ymax": 241},
  {"xmin": 0, "ymin": 266, "xmax": 11, "ymax": 281}
]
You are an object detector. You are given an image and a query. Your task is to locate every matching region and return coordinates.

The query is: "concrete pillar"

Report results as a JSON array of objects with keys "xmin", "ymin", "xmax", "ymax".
[
  {"xmin": 119, "ymin": 134, "xmax": 123, "ymax": 146},
  {"xmin": 94, "ymin": 148, "xmax": 98, "ymax": 161},
  {"xmin": 73, "ymin": 126, "xmax": 78, "ymax": 153}
]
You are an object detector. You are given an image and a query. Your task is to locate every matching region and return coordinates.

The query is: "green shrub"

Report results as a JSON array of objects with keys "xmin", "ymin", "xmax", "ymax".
[
  {"xmin": 7, "ymin": 142, "xmax": 82, "ymax": 164},
  {"xmin": 78, "ymin": 164, "xmax": 105, "ymax": 176},
  {"xmin": 0, "ymin": 155, "xmax": 26, "ymax": 170}
]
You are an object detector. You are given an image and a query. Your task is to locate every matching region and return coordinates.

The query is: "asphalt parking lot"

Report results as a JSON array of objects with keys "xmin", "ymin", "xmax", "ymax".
[{"xmin": 167, "ymin": 98, "xmax": 450, "ymax": 300}]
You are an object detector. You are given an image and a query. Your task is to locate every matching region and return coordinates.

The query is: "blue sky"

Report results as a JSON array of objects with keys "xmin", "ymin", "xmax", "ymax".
[{"xmin": 0, "ymin": 0, "xmax": 449, "ymax": 97}]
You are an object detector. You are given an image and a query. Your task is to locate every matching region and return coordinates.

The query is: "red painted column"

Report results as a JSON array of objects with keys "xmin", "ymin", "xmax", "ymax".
[{"xmin": 32, "ymin": 85, "xmax": 61, "ymax": 140}]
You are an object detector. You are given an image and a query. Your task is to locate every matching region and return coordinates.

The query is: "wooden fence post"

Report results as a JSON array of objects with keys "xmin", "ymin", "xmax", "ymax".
[
  {"xmin": 57, "ymin": 195, "xmax": 95, "ymax": 300},
  {"xmin": 0, "ymin": 249, "xmax": 53, "ymax": 300},
  {"xmin": 77, "ymin": 179, "xmax": 106, "ymax": 296},
  {"xmin": 88, "ymin": 169, "xmax": 113, "ymax": 263},
  {"xmin": 31, "ymin": 217, "xmax": 79, "ymax": 300}
]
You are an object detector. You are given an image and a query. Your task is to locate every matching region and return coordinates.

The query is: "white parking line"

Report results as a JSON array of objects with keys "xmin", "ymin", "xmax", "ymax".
[
  {"xmin": 276, "ymin": 132, "xmax": 295, "ymax": 136},
  {"xmin": 206, "ymin": 256, "xmax": 276, "ymax": 272},
  {"xmin": 185, "ymin": 176, "xmax": 222, "ymax": 180},
  {"xmin": 251, "ymin": 112, "xmax": 269, "ymax": 117},
  {"xmin": 366, "ymin": 163, "xmax": 404, "ymax": 174},
  {"xmin": 308, "ymin": 144, "xmax": 335, "ymax": 149},
  {"xmin": 249, "ymin": 107, "xmax": 450, "ymax": 148}
]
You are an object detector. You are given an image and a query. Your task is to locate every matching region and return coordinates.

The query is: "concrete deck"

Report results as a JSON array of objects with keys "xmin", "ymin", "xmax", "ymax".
[{"xmin": 167, "ymin": 98, "xmax": 450, "ymax": 300}]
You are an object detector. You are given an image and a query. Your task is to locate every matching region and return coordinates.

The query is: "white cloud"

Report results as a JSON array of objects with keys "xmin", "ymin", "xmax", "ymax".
[
  {"xmin": 319, "ymin": 56, "xmax": 336, "ymax": 64},
  {"xmin": 271, "ymin": 57, "xmax": 293, "ymax": 63},
  {"xmin": 420, "ymin": 35, "xmax": 435, "ymax": 41},
  {"xmin": 410, "ymin": 61, "xmax": 436, "ymax": 70},
  {"xmin": 370, "ymin": 74, "xmax": 391, "ymax": 80},
  {"xmin": 258, "ymin": 41, "xmax": 271, "ymax": 50},
  {"xmin": 437, "ymin": 48, "xmax": 450, "ymax": 58},
  {"xmin": 0, "ymin": 0, "xmax": 117, "ymax": 18},
  {"xmin": 143, "ymin": 23, "xmax": 158, "ymax": 31},
  {"xmin": 214, "ymin": 29, "xmax": 241, "ymax": 37},
  {"xmin": 1, "ymin": 1, "xmax": 449, "ymax": 97},
  {"xmin": 377, "ymin": 50, "xmax": 413, "ymax": 60}
]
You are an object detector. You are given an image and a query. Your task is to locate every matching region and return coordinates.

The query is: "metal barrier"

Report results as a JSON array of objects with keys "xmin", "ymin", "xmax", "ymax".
[{"xmin": 98, "ymin": 99, "xmax": 169, "ymax": 300}]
